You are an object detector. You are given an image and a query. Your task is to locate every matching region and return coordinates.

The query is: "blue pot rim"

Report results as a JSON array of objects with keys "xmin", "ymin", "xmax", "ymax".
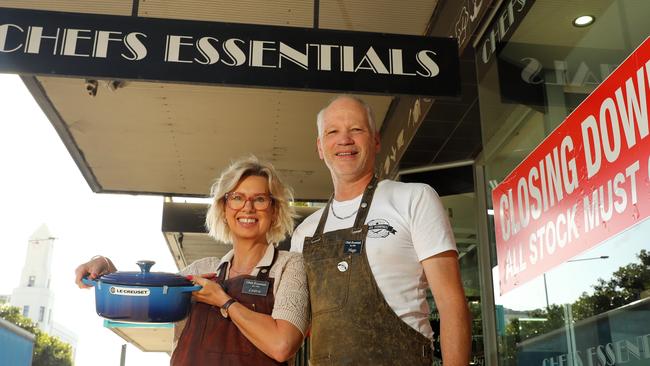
[
  {"xmin": 98, "ymin": 261, "xmax": 192, "ymax": 287},
  {"xmin": 99, "ymin": 271, "xmax": 192, "ymax": 287}
]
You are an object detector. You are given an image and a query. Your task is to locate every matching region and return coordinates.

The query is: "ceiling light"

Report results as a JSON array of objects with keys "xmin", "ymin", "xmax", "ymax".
[{"xmin": 573, "ymin": 15, "xmax": 595, "ymax": 27}]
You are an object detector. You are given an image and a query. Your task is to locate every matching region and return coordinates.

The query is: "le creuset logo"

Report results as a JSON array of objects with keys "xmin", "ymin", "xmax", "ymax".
[{"xmin": 109, "ymin": 286, "xmax": 150, "ymax": 297}]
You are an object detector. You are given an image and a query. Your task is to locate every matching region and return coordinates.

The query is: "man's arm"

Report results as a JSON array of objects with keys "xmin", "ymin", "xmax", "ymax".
[{"xmin": 422, "ymin": 250, "xmax": 471, "ymax": 366}]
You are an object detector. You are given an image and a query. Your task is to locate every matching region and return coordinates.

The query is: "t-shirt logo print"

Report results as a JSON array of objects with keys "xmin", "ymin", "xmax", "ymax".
[{"xmin": 367, "ymin": 219, "xmax": 397, "ymax": 238}]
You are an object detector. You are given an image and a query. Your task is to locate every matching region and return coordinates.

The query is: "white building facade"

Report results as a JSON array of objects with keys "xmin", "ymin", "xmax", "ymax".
[
  {"xmin": 10, "ymin": 224, "xmax": 78, "ymax": 360},
  {"xmin": 11, "ymin": 224, "xmax": 56, "ymax": 332}
]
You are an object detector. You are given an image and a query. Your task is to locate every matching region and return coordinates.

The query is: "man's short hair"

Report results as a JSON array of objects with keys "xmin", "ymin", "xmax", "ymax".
[
  {"xmin": 205, "ymin": 155, "xmax": 295, "ymax": 245},
  {"xmin": 316, "ymin": 95, "xmax": 377, "ymax": 136}
]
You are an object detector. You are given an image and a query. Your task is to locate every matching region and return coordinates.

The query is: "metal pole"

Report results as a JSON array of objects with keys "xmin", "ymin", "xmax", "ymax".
[
  {"xmin": 543, "ymin": 256, "xmax": 608, "ymax": 310},
  {"xmin": 474, "ymin": 164, "xmax": 499, "ymax": 366},
  {"xmin": 313, "ymin": 0, "xmax": 319, "ymax": 29},
  {"xmin": 131, "ymin": 0, "xmax": 139, "ymax": 17},
  {"xmin": 567, "ymin": 256, "xmax": 609, "ymax": 263},
  {"xmin": 120, "ymin": 344, "xmax": 127, "ymax": 366},
  {"xmin": 562, "ymin": 304, "xmax": 577, "ymax": 366},
  {"xmin": 543, "ymin": 273, "xmax": 550, "ymax": 310},
  {"xmin": 398, "ymin": 159, "xmax": 475, "ymax": 176}
]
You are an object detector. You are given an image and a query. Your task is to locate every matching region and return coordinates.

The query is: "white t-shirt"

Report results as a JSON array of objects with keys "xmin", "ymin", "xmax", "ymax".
[{"xmin": 291, "ymin": 179, "xmax": 457, "ymax": 339}]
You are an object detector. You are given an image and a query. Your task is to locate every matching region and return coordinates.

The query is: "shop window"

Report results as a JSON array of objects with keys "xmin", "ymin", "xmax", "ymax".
[{"xmin": 475, "ymin": 1, "xmax": 650, "ymax": 365}]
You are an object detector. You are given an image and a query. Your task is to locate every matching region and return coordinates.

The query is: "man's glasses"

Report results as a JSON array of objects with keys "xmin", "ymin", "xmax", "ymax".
[{"xmin": 224, "ymin": 192, "xmax": 274, "ymax": 210}]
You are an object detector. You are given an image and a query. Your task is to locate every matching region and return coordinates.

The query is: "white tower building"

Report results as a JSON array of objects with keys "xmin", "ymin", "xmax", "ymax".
[
  {"xmin": 10, "ymin": 224, "xmax": 78, "ymax": 361},
  {"xmin": 10, "ymin": 224, "xmax": 56, "ymax": 332}
]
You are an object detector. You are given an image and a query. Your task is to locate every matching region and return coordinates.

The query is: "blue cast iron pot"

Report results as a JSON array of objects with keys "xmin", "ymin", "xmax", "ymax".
[{"xmin": 83, "ymin": 260, "xmax": 201, "ymax": 323}]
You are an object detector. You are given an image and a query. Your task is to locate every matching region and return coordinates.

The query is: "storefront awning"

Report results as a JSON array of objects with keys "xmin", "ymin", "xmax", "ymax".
[{"xmin": 3, "ymin": 0, "xmax": 448, "ymax": 200}]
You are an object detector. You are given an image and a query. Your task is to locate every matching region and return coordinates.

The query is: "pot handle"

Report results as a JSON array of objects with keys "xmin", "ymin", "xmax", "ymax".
[
  {"xmin": 177, "ymin": 285, "xmax": 202, "ymax": 292},
  {"xmin": 81, "ymin": 276, "xmax": 97, "ymax": 287}
]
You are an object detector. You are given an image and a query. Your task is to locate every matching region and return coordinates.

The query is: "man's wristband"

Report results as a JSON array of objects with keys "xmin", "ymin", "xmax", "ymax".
[{"xmin": 220, "ymin": 298, "xmax": 237, "ymax": 318}]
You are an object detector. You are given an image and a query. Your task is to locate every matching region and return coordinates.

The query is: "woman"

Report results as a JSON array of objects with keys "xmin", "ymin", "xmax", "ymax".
[{"xmin": 75, "ymin": 156, "xmax": 309, "ymax": 365}]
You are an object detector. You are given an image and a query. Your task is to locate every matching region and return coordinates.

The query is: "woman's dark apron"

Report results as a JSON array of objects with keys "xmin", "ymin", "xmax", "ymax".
[
  {"xmin": 171, "ymin": 249, "xmax": 286, "ymax": 366},
  {"xmin": 303, "ymin": 177, "xmax": 433, "ymax": 365}
]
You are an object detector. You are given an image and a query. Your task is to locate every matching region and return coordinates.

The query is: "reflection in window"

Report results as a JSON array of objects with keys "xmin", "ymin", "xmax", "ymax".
[{"xmin": 497, "ymin": 249, "xmax": 650, "ymax": 365}]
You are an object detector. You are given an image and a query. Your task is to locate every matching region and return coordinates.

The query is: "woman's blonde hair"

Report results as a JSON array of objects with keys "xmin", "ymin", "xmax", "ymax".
[{"xmin": 205, "ymin": 155, "xmax": 295, "ymax": 245}]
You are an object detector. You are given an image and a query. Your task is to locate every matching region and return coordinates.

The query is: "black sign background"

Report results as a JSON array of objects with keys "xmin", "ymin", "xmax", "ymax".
[{"xmin": 0, "ymin": 7, "xmax": 460, "ymax": 96}]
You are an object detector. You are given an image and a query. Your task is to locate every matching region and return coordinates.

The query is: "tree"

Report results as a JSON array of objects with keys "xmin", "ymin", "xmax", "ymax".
[
  {"xmin": 33, "ymin": 332, "xmax": 74, "ymax": 366},
  {"xmin": 499, "ymin": 250, "xmax": 650, "ymax": 365},
  {"xmin": 572, "ymin": 249, "xmax": 650, "ymax": 321},
  {"xmin": 0, "ymin": 305, "xmax": 73, "ymax": 366},
  {"xmin": 0, "ymin": 304, "xmax": 38, "ymax": 333}
]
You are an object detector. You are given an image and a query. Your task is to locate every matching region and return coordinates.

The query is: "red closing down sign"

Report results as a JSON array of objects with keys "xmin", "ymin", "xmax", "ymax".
[{"xmin": 492, "ymin": 37, "xmax": 650, "ymax": 295}]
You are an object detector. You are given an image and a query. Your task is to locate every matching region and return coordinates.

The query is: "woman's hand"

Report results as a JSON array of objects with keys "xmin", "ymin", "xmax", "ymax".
[{"xmin": 188, "ymin": 274, "xmax": 231, "ymax": 307}]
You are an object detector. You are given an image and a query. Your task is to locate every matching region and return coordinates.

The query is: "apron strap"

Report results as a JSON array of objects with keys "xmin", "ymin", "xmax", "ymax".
[
  {"xmin": 352, "ymin": 175, "xmax": 378, "ymax": 233},
  {"xmin": 312, "ymin": 197, "xmax": 333, "ymax": 242},
  {"xmin": 216, "ymin": 261, "xmax": 228, "ymax": 281},
  {"xmin": 215, "ymin": 260, "xmax": 229, "ymax": 291},
  {"xmin": 312, "ymin": 176, "xmax": 380, "ymax": 239},
  {"xmin": 256, "ymin": 247, "xmax": 278, "ymax": 281}
]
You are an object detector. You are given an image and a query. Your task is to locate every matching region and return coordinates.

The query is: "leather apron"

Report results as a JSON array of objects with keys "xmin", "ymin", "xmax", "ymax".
[
  {"xmin": 303, "ymin": 177, "xmax": 434, "ymax": 365},
  {"xmin": 171, "ymin": 249, "xmax": 287, "ymax": 366}
]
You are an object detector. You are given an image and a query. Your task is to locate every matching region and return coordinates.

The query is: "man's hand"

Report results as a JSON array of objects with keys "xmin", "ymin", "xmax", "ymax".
[
  {"xmin": 188, "ymin": 274, "xmax": 230, "ymax": 307},
  {"xmin": 74, "ymin": 256, "xmax": 116, "ymax": 289}
]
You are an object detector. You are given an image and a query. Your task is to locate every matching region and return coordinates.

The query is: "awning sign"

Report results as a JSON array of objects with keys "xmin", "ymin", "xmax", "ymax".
[
  {"xmin": 0, "ymin": 7, "xmax": 460, "ymax": 96},
  {"xmin": 492, "ymin": 37, "xmax": 650, "ymax": 295}
]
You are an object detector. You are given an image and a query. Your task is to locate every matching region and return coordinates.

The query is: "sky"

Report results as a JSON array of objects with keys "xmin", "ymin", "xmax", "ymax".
[{"xmin": 0, "ymin": 74, "xmax": 174, "ymax": 364}]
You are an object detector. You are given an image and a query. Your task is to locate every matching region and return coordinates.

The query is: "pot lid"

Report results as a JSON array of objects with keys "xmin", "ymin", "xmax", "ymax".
[{"xmin": 99, "ymin": 260, "xmax": 192, "ymax": 287}]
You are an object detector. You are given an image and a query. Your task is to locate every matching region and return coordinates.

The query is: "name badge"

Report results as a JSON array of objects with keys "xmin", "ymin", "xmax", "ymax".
[
  {"xmin": 344, "ymin": 240, "xmax": 363, "ymax": 254},
  {"xmin": 242, "ymin": 279, "xmax": 270, "ymax": 296}
]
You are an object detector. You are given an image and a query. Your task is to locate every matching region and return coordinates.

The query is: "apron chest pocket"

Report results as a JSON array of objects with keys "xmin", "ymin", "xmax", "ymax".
[{"xmin": 306, "ymin": 257, "xmax": 352, "ymax": 316}]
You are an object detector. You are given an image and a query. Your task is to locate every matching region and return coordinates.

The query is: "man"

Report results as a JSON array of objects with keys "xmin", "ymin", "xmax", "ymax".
[{"xmin": 291, "ymin": 95, "xmax": 471, "ymax": 365}]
